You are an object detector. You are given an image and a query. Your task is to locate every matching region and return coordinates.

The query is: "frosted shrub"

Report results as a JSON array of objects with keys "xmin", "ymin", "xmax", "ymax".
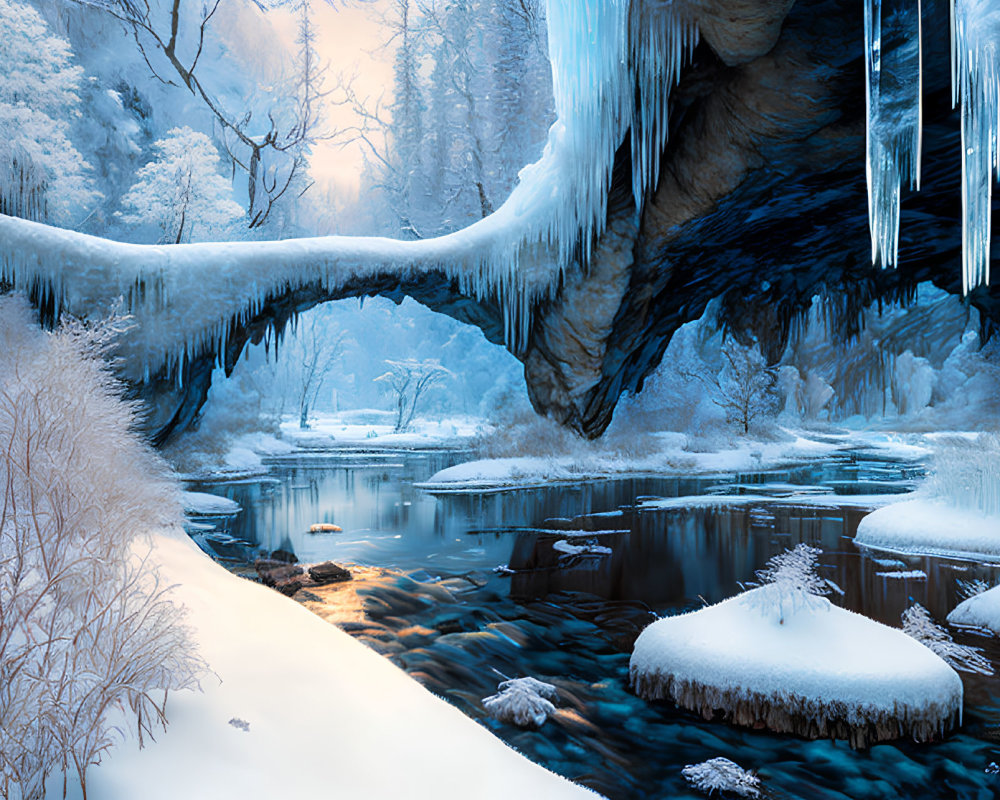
[
  {"xmin": 927, "ymin": 434, "xmax": 1000, "ymax": 516},
  {"xmin": 681, "ymin": 757, "xmax": 761, "ymax": 798},
  {"xmin": 901, "ymin": 604, "xmax": 993, "ymax": 675},
  {"xmin": 0, "ymin": 296, "xmax": 204, "ymax": 799},
  {"xmin": 482, "ymin": 676, "xmax": 558, "ymax": 728},
  {"xmin": 744, "ymin": 544, "xmax": 833, "ymax": 624}
]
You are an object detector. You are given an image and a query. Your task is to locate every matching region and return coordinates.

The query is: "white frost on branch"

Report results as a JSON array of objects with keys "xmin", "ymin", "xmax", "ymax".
[
  {"xmin": 482, "ymin": 676, "xmax": 558, "ymax": 728},
  {"xmin": 681, "ymin": 757, "xmax": 762, "ymax": 798},
  {"xmin": 902, "ymin": 603, "xmax": 993, "ymax": 675},
  {"xmin": 742, "ymin": 544, "xmax": 834, "ymax": 624}
]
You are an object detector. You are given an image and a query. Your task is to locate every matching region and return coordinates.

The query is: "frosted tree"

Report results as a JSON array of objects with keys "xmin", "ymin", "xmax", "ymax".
[
  {"xmin": 73, "ymin": 0, "xmax": 330, "ymax": 228},
  {"xmin": 119, "ymin": 127, "xmax": 243, "ymax": 243},
  {"xmin": 902, "ymin": 603, "xmax": 993, "ymax": 675},
  {"xmin": 690, "ymin": 340, "xmax": 778, "ymax": 435},
  {"xmin": 0, "ymin": 0, "xmax": 99, "ymax": 224},
  {"xmin": 374, "ymin": 359, "xmax": 451, "ymax": 431},
  {"xmin": 281, "ymin": 308, "xmax": 346, "ymax": 428},
  {"xmin": 681, "ymin": 757, "xmax": 762, "ymax": 799},
  {"xmin": 744, "ymin": 544, "xmax": 835, "ymax": 624}
]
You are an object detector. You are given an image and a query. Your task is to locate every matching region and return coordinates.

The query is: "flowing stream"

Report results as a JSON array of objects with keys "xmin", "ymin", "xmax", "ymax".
[{"xmin": 187, "ymin": 449, "xmax": 1000, "ymax": 800}]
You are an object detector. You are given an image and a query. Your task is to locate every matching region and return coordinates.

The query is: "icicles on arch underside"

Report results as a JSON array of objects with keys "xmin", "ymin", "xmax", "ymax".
[
  {"xmin": 865, "ymin": 0, "xmax": 999, "ymax": 293},
  {"xmin": 479, "ymin": 0, "xmax": 697, "ymax": 350}
]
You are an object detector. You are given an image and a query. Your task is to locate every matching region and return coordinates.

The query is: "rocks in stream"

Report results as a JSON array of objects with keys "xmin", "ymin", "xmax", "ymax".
[{"xmin": 255, "ymin": 558, "xmax": 352, "ymax": 596}]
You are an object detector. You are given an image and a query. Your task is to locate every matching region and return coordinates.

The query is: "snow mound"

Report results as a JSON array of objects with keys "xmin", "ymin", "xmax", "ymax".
[
  {"xmin": 855, "ymin": 499, "xmax": 1000, "ymax": 561},
  {"xmin": 482, "ymin": 677, "xmax": 559, "ymax": 728},
  {"xmin": 629, "ymin": 586, "xmax": 962, "ymax": 748},
  {"xmin": 949, "ymin": 583, "xmax": 1000, "ymax": 634},
  {"xmin": 181, "ymin": 491, "xmax": 241, "ymax": 516}
]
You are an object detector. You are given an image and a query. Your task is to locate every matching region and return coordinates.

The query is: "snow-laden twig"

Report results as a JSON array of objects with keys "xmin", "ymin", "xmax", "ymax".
[
  {"xmin": 681, "ymin": 757, "xmax": 762, "ymax": 798},
  {"xmin": 902, "ymin": 603, "xmax": 993, "ymax": 675},
  {"xmin": 482, "ymin": 676, "xmax": 558, "ymax": 728},
  {"xmin": 742, "ymin": 544, "xmax": 832, "ymax": 624}
]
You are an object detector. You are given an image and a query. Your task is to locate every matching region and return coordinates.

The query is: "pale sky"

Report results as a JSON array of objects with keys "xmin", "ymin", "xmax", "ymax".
[{"xmin": 268, "ymin": 1, "xmax": 394, "ymax": 195}]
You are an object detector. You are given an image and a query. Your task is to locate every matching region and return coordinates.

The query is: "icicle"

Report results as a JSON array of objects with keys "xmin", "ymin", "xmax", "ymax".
[
  {"xmin": 952, "ymin": 0, "xmax": 999, "ymax": 293},
  {"xmin": 865, "ymin": 0, "xmax": 923, "ymax": 269}
]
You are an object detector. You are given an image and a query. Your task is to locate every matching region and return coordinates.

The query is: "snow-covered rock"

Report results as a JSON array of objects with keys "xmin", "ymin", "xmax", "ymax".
[
  {"xmin": 949, "ymin": 583, "xmax": 1000, "ymax": 634},
  {"xmin": 181, "ymin": 491, "xmax": 241, "ymax": 516},
  {"xmin": 629, "ymin": 586, "xmax": 962, "ymax": 748},
  {"xmin": 855, "ymin": 499, "xmax": 1000, "ymax": 561}
]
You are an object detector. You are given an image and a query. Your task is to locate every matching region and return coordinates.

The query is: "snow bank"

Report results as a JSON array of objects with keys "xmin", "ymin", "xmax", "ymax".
[
  {"xmin": 281, "ymin": 413, "xmax": 481, "ymax": 450},
  {"xmin": 948, "ymin": 584, "xmax": 1000, "ymax": 633},
  {"xmin": 83, "ymin": 533, "xmax": 594, "ymax": 799},
  {"xmin": 855, "ymin": 499, "xmax": 1000, "ymax": 561},
  {"xmin": 181, "ymin": 491, "xmax": 241, "ymax": 516},
  {"xmin": 418, "ymin": 435, "xmax": 843, "ymax": 492},
  {"xmin": 629, "ymin": 586, "xmax": 962, "ymax": 748}
]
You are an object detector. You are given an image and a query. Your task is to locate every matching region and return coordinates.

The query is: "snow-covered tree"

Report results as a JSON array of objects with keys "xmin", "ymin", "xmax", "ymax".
[
  {"xmin": 745, "ymin": 544, "xmax": 836, "ymax": 624},
  {"xmin": 119, "ymin": 126, "xmax": 243, "ymax": 243},
  {"xmin": 712, "ymin": 340, "xmax": 778, "ymax": 435},
  {"xmin": 681, "ymin": 757, "xmax": 762, "ymax": 799},
  {"xmin": 374, "ymin": 358, "xmax": 451, "ymax": 431},
  {"xmin": 901, "ymin": 603, "xmax": 993, "ymax": 675},
  {"xmin": 0, "ymin": 0, "xmax": 99, "ymax": 224},
  {"xmin": 284, "ymin": 309, "xmax": 346, "ymax": 429}
]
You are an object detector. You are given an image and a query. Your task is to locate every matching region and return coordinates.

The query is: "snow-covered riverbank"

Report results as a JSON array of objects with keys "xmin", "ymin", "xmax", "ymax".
[{"xmin": 79, "ymin": 531, "xmax": 595, "ymax": 799}]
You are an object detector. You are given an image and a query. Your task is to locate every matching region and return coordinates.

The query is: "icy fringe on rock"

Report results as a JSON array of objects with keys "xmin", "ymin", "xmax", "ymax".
[
  {"xmin": 902, "ymin": 603, "xmax": 993, "ymax": 674},
  {"xmin": 630, "ymin": 669, "xmax": 959, "ymax": 749},
  {"xmin": 482, "ymin": 677, "xmax": 558, "ymax": 728},
  {"xmin": 742, "ymin": 544, "xmax": 833, "ymax": 624},
  {"xmin": 0, "ymin": 0, "xmax": 696, "ymax": 382},
  {"xmin": 681, "ymin": 757, "xmax": 761, "ymax": 799},
  {"xmin": 865, "ymin": 0, "xmax": 922, "ymax": 269},
  {"xmin": 927, "ymin": 433, "xmax": 1000, "ymax": 516},
  {"xmin": 952, "ymin": 0, "xmax": 1000, "ymax": 293}
]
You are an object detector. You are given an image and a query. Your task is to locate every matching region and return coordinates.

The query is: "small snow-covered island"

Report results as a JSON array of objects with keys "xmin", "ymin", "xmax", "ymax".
[
  {"xmin": 3, "ymin": 0, "xmax": 1000, "ymax": 798},
  {"xmin": 630, "ymin": 546, "xmax": 964, "ymax": 749}
]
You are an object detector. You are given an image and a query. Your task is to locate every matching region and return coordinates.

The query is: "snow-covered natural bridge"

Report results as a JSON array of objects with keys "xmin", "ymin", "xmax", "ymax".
[{"xmin": 2, "ymin": 0, "xmax": 998, "ymax": 442}]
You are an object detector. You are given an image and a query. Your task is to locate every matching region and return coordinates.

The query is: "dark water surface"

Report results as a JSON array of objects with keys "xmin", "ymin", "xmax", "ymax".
[{"xmin": 189, "ymin": 450, "xmax": 1000, "ymax": 800}]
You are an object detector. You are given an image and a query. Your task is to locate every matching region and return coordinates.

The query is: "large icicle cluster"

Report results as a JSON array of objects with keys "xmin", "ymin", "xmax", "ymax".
[
  {"xmin": 952, "ymin": 0, "xmax": 1000, "ymax": 293},
  {"xmin": 864, "ymin": 0, "xmax": 922, "ymax": 269},
  {"xmin": 866, "ymin": 0, "xmax": 999, "ymax": 292},
  {"xmin": 1, "ymin": 0, "xmax": 697, "ymax": 388}
]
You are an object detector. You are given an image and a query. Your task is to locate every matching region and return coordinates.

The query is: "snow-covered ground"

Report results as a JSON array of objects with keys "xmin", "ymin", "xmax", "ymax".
[
  {"xmin": 281, "ymin": 412, "xmax": 482, "ymax": 450},
  {"xmin": 417, "ymin": 430, "xmax": 918, "ymax": 492},
  {"xmin": 77, "ymin": 531, "xmax": 595, "ymax": 799}
]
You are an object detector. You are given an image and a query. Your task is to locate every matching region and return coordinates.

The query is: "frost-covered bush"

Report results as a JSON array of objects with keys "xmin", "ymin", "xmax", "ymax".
[
  {"xmin": 926, "ymin": 434, "xmax": 1000, "ymax": 516},
  {"xmin": 681, "ymin": 757, "xmax": 761, "ymax": 798},
  {"xmin": 901, "ymin": 603, "xmax": 993, "ymax": 675},
  {"xmin": 743, "ymin": 544, "xmax": 834, "ymax": 624},
  {"xmin": 482, "ymin": 676, "xmax": 558, "ymax": 728},
  {"xmin": 0, "ymin": 295, "xmax": 204, "ymax": 799}
]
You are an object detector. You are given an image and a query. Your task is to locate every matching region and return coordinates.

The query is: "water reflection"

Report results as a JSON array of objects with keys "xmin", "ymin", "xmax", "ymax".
[{"xmin": 187, "ymin": 450, "xmax": 1000, "ymax": 800}]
